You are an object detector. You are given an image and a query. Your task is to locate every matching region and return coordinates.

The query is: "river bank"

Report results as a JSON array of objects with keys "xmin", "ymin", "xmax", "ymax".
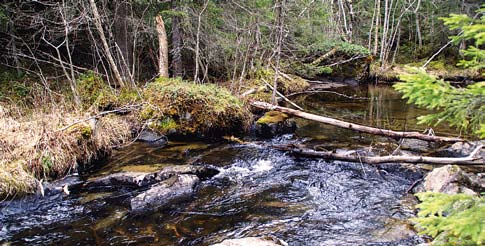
[{"xmin": 0, "ymin": 70, "xmax": 311, "ymax": 198}]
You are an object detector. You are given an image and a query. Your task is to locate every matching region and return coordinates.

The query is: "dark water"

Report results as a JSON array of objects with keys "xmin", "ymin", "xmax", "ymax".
[{"xmin": 0, "ymin": 85, "xmax": 434, "ymax": 245}]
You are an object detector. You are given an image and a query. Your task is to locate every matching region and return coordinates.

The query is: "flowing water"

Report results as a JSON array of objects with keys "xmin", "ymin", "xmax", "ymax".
[{"xmin": 1, "ymin": 85, "xmax": 442, "ymax": 245}]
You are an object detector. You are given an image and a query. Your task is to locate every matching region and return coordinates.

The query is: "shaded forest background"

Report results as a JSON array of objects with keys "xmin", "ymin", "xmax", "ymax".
[{"xmin": 0, "ymin": 0, "xmax": 482, "ymax": 92}]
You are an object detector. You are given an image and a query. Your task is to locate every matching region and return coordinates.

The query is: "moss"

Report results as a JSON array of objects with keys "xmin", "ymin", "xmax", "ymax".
[
  {"xmin": 257, "ymin": 111, "xmax": 289, "ymax": 125},
  {"xmin": 78, "ymin": 71, "xmax": 113, "ymax": 109},
  {"xmin": 142, "ymin": 77, "xmax": 251, "ymax": 137},
  {"xmin": 428, "ymin": 60, "xmax": 447, "ymax": 70},
  {"xmin": 67, "ymin": 123, "xmax": 93, "ymax": 141},
  {"xmin": 77, "ymin": 71, "xmax": 142, "ymax": 110},
  {"xmin": 148, "ymin": 117, "xmax": 179, "ymax": 134}
]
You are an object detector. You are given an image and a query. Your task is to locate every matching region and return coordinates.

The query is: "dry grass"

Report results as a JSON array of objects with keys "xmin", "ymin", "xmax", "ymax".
[{"xmin": 0, "ymin": 103, "xmax": 132, "ymax": 198}]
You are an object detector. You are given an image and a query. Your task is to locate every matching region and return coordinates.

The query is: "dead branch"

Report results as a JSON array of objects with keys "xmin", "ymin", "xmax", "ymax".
[
  {"xmin": 55, "ymin": 105, "xmax": 141, "ymax": 133},
  {"xmin": 251, "ymin": 101, "xmax": 463, "ymax": 143},
  {"xmin": 241, "ymin": 86, "xmax": 266, "ymax": 98},
  {"xmin": 272, "ymin": 143, "xmax": 483, "ymax": 165},
  {"xmin": 327, "ymin": 55, "xmax": 367, "ymax": 67},
  {"xmin": 286, "ymin": 89, "xmax": 369, "ymax": 100},
  {"xmin": 312, "ymin": 48, "xmax": 337, "ymax": 65},
  {"xmin": 261, "ymin": 79, "xmax": 303, "ymax": 110}
]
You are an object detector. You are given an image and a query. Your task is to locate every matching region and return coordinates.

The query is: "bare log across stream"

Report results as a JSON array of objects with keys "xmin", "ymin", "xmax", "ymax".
[
  {"xmin": 251, "ymin": 101, "xmax": 463, "ymax": 143},
  {"xmin": 272, "ymin": 144, "xmax": 484, "ymax": 165}
]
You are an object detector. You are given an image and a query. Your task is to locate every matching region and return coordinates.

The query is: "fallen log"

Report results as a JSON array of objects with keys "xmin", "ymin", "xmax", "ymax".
[
  {"xmin": 241, "ymin": 86, "xmax": 266, "ymax": 98},
  {"xmin": 251, "ymin": 101, "xmax": 463, "ymax": 143},
  {"xmin": 272, "ymin": 144, "xmax": 483, "ymax": 165}
]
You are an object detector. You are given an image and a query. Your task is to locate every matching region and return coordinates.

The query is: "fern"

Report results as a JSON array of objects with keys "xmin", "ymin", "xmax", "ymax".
[{"xmin": 412, "ymin": 192, "xmax": 485, "ymax": 245}]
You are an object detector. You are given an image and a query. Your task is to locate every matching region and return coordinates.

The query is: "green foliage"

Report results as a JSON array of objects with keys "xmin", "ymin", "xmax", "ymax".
[
  {"xmin": 77, "ymin": 71, "xmax": 112, "ymax": 108},
  {"xmin": 290, "ymin": 63, "xmax": 333, "ymax": 78},
  {"xmin": 395, "ymin": 68, "xmax": 484, "ymax": 137},
  {"xmin": 412, "ymin": 192, "xmax": 485, "ymax": 245},
  {"xmin": 395, "ymin": 7, "xmax": 485, "ymax": 138},
  {"xmin": 440, "ymin": 5, "xmax": 485, "ymax": 73}
]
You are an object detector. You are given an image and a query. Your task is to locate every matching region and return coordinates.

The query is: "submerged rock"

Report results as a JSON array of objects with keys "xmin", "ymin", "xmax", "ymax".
[
  {"xmin": 211, "ymin": 237, "xmax": 288, "ymax": 246},
  {"xmin": 136, "ymin": 129, "xmax": 167, "ymax": 146},
  {"xmin": 420, "ymin": 165, "xmax": 484, "ymax": 195},
  {"xmin": 254, "ymin": 111, "xmax": 297, "ymax": 138},
  {"xmin": 130, "ymin": 174, "xmax": 199, "ymax": 211}
]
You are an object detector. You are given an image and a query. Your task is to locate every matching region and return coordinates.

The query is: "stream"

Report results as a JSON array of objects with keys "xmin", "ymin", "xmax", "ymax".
[{"xmin": 1, "ymin": 85, "xmax": 440, "ymax": 245}]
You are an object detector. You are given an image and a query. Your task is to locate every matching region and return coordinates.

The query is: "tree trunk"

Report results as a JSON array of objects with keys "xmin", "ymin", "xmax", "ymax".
[
  {"xmin": 171, "ymin": 1, "xmax": 183, "ymax": 77},
  {"xmin": 414, "ymin": 0, "xmax": 422, "ymax": 50},
  {"xmin": 373, "ymin": 0, "xmax": 380, "ymax": 56},
  {"xmin": 194, "ymin": 0, "xmax": 209, "ymax": 83},
  {"xmin": 89, "ymin": 0, "xmax": 125, "ymax": 87},
  {"xmin": 155, "ymin": 14, "xmax": 169, "ymax": 78},
  {"xmin": 272, "ymin": 144, "xmax": 483, "ymax": 165},
  {"xmin": 272, "ymin": 0, "xmax": 285, "ymax": 105},
  {"xmin": 251, "ymin": 101, "xmax": 463, "ymax": 143},
  {"xmin": 114, "ymin": 1, "xmax": 132, "ymax": 82},
  {"xmin": 61, "ymin": 0, "xmax": 80, "ymax": 106}
]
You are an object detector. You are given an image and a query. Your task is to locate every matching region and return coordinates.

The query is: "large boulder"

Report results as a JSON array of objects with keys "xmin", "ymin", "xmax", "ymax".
[
  {"xmin": 130, "ymin": 174, "xmax": 199, "ymax": 211},
  {"xmin": 141, "ymin": 78, "xmax": 251, "ymax": 138},
  {"xmin": 211, "ymin": 237, "xmax": 288, "ymax": 246},
  {"xmin": 420, "ymin": 165, "xmax": 484, "ymax": 195}
]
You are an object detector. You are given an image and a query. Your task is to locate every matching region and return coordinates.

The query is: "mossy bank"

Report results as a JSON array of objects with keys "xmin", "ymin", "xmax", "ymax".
[{"xmin": 0, "ymin": 75, "xmax": 252, "ymax": 198}]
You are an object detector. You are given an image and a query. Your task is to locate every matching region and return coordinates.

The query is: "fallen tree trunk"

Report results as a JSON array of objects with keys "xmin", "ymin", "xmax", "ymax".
[
  {"xmin": 251, "ymin": 101, "xmax": 463, "ymax": 143},
  {"xmin": 272, "ymin": 144, "xmax": 483, "ymax": 165}
]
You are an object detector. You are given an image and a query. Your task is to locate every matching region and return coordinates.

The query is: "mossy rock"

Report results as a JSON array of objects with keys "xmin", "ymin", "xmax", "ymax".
[
  {"xmin": 147, "ymin": 117, "xmax": 179, "ymax": 135},
  {"xmin": 257, "ymin": 111, "xmax": 289, "ymax": 125},
  {"xmin": 141, "ymin": 77, "xmax": 251, "ymax": 137},
  {"xmin": 255, "ymin": 111, "xmax": 296, "ymax": 137}
]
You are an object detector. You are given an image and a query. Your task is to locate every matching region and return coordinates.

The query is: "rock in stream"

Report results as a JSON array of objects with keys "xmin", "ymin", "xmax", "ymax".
[
  {"xmin": 130, "ymin": 174, "xmax": 199, "ymax": 211},
  {"xmin": 87, "ymin": 164, "xmax": 219, "ymax": 188}
]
